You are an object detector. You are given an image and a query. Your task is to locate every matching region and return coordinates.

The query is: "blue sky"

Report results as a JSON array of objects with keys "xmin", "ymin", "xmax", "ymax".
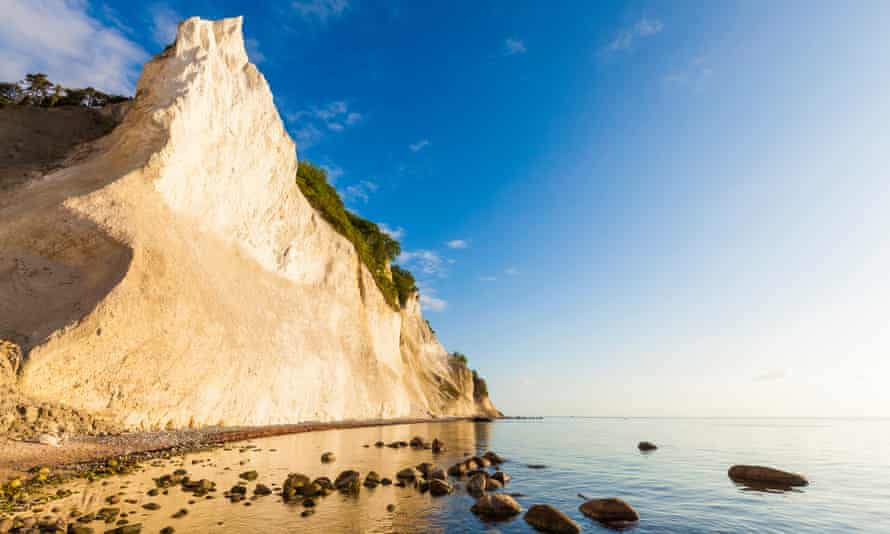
[{"xmin": 4, "ymin": 1, "xmax": 890, "ymax": 417}]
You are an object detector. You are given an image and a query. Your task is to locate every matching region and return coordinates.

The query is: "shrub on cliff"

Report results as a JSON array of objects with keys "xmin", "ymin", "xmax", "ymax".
[{"xmin": 295, "ymin": 160, "xmax": 415, "ymax": 310}]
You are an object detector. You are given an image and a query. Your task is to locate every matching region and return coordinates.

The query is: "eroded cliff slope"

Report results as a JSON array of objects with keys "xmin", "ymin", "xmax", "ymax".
[{"xmin": 0, "ymin": 17, "xmax": 497, "ymax": 430}]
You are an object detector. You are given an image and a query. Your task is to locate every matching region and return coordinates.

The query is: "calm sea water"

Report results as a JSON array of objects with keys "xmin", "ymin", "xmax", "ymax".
[{"xmin": 46, "ymin": 418, "xmax": 890, "ymax": 532}]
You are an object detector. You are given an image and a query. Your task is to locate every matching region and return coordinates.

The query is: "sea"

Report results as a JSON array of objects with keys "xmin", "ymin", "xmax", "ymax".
[{"xmin": 32, "ymin": 417, "xmax": 890, "ymax": 532}]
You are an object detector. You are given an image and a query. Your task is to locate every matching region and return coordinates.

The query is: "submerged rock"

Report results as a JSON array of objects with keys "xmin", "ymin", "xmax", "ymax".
[
  {"xmin": 524, "ymin": 504, "xmax": 581, "ymax": 534},
  {"xmin": 471, "ymin": 494, "xmax": 521, "ymax": 520},
  {"xmin": 579, "ymin": 498, "xmax": 639, "ymax": 526},
  {"xmin": 728, "ymin": 465, "xmax": 808, "ymax": 487}
]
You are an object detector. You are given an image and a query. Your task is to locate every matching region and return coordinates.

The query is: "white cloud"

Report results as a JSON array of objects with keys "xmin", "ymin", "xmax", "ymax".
[
  {"xmin": 398, "ymin": 250, "xmax": 446, "ymax": 277},
  {"xmin": 602, "ymin": 17, "xmax": 664, "ymax": 56},
  {"xmin": 505, "ymin": 267, "xmax": 519, "ymax": 276},
  {"xmin": 286, "ymin": 100, "xmax": 361, "ymax": 149},
  {"xmin": 379, "ymin": 223, "xmax": 405, "ymax": 240},
  {"xmin": 446, "ymin": 239, "xmax": 469, "ymax": 249},
  {"xmin": 292, "ymin": 0, "xmax": 349, "ymax": 22},
  {"xmin": 0, "ymin": 0, "xmax": 149, "ymax": 95},
  {"xmin": 245, "ymin": 37, "xmax": 265, "ymax": 64},
  {"xmin": 420, "ymin": 292, "xmax": 447, "ymax": 312},
  {"xmin": 341, "ymin": 180, "xmax": 378, "ymax": 203},
  {"xmin": 503, "ymin": 37, "xmax": 526, "ymax": 56},
  {"xmin": 409, "ymin": 139, "xmax": 430, "ymax": 152},
  {"xmin": 149, "ymin": 3, "xmax": 182, "ymax": 47},
  {"xmin": 292, "ymin": 123, "xmax": 323, "ymax": 149}
]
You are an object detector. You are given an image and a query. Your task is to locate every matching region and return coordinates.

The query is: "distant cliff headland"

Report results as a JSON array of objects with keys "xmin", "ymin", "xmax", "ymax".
[{"xmin": 0, "ymin": 16, "xmax": 497, "ymax": 439}]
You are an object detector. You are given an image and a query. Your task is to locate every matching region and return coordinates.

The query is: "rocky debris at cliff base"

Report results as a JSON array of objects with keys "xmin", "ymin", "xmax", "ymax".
[
  {"xmin": 728, "ymin": 465, "xmax": 808, "ymax": 488},
  {"xmin": 0, "ymin": 385, "xmax": 120, "ymax": 442},
  {"xmin": 524, "ymin": 504, "xmax": 582, "ymax": 534},
  {"xmin": 578, "ymin": 497, "xmax": 639, "ymax": 527}
]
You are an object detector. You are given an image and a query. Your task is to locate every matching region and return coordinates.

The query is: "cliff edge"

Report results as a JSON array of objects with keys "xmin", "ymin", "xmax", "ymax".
[{"xmin": 0, "ymin": 17, "xmax": 497, "ymax": 431}]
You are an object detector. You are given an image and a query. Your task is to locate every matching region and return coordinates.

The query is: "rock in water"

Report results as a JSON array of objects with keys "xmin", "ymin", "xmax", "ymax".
[
  {"xmin": 429, "ymin": 479, "xmax": 452, "ymax": 496},
  {"xmin": 728, "ymin": 465, "xmax": 808, "ymax": 487},
  {"xmin": 467, "ymin": 473, "xmax": 487, "ymax": 496},
  {"xmin": 334, "ymin": 471, "xmax": 361, "ymax": 494},
  {"xmin": 638, "ymin": 441, "xmax": 657, "ymax": 451},
  {"xmin": 471, "ymin": 494, "xmax": 522, "ymax": 520},
  {"xmin": 1, "ymin": 15, "xmax": 499, "ymax": 430},
  {"xmin": 524, "ymin": 504, "xmax": 581, "ymax": 534},
  {"xmin": 579, "ymin": 498, "xmax": 639, "ymax": 526},
  {"xmin": 321, "ymin": 452, "xmax": 336, "ymax": 463}
]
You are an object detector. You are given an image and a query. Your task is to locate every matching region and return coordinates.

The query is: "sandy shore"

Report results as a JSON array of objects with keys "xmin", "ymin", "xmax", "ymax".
[{"xmin": 0, "ymin": 416, "xmax": 479, "ymax": 480}]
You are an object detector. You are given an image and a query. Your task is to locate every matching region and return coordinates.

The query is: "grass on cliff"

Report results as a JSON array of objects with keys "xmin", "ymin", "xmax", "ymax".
[{"xmin": 295, "ymin": 160, "xmax": 417, "ymax": 309}]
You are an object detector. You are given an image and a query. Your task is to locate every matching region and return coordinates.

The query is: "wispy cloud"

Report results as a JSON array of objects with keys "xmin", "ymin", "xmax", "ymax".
[
  {"xmin": 379, "ymin": 223, "xmax": 405, "ymax": 240},
  {"xmin": 148, "ymin": 3, "xmax": 181, "ymax": 47},
  {"xmin": 245, "ymin": 37, "xmax": 265, "ymax": 64},
  {"xmin": 319, "ymin": 162, "xmax": 343, "ymax": 183},
  {"xmin": 286, "ymin": 100, "xmax": 362, "ymax": 149},
  {"xmin": 505, "ymin": 267, "xmax": 519, "ymax": 276},
  {"xmin": 292, "ymin": 0, "xmax": 349, "ymax": 22},
  {"xmin": 503, "ymin": 37, "xmax": 527, "ymax": 56},
  {"xmin": 446, "ymin": 239, "xmax": 469, "ymax": 249},
  {"xmin": 420, "ymin": 292, "xmax": 447, "ymax": 312},
  {"xmin": 602, "ymin": 17, "xmax": 664, "ymax": 56},
  {"xmin": 752, "ymin": 370, "xmax": 786, "ymax": 382},
  {"xmin": 398, "ymin": 250, "xmax": 447, "ymax": 277},
  {"xmin": 664, "ymin": 56, "xmax": 713, "ymax": 90},
  {"xmin": 409, "ymin": 139, "xmax": 430, "ymax": 152},
  {"xmin": 341, "ymin": 180, "xmax": 378, "ymax": 204},
  {"xmin": 0, "ymin": 0, "xmax": 149, "ymax": 95}
]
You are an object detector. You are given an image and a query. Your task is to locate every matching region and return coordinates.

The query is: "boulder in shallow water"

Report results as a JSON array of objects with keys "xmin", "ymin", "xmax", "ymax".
[
  {"xmin": 471, "ymin": 494, "xmax": 521, "ymax": 520},
  {"xmin": 432, "ymin": 438, "xmax": 446, "ymax": 453},
  {"xmin": 334, "ymin": 470, "xmax": 361, "ymax": 493},
  {"xmin": 429, "ymin": 479, "xmax": 452, "ymax": 496},
  {"xmin": 320, "ymin": 452, "xmax": 336, "ymax": 463},
  {"xmin": 467, "ymin": 473, "xmax": 487, "ymax": 496},
  {"xmin": 447, "ymin": 462, "xmax": 467, "ymax": 477},
  {"xmin": 579, "ymin": 498, "xmax": 639, "ymax": 526},
  {"xmin": 728, "ymin": 465, "xmax": 808, "ymax": 487},
  {"xmin": 491, "ymin": 471, "xmax": 511, "ymax": 485},
  {"xmin": 483, "ymin": 451, "xmax": 505, "ymax": 464},
  {"xmin": 637, "ymin": 441, "xmax": 657, "ymax": 452},
  {"xmin": 524, "ymin": 504, "xmax": 581, "ymax": 534},
  {"xmin": 397, "ymin": 467, "xmax": 420, "ymax": 481}
]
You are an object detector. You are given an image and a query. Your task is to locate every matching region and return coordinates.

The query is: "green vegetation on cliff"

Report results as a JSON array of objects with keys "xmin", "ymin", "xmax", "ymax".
[
  {"xmin": 1, "ymin": 73, "xmax": 129, "ymax": 107},
  {"xmin": 295, "ymin": 160, "xmax": 417, "ymax": 310}
]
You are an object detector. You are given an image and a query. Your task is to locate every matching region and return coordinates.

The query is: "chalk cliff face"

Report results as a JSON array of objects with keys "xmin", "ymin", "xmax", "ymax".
[{"xmin": 0, "ymin": 17, "xmax": 497, "ymax": 429}]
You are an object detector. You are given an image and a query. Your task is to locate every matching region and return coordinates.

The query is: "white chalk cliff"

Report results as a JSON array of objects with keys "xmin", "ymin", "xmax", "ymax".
[{"xmin": 0, "ymin": 17, "xmax": 498, "ymax": 429}]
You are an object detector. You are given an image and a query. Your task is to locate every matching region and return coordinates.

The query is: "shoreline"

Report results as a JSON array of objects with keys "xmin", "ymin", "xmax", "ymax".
[{"xmin": 0, "ymin": 416, "xmax": 489, "ymax": 480}]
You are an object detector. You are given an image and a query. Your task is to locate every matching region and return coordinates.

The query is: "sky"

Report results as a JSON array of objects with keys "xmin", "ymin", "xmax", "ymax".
[{"xmin": 3, "ymin": 0, "xmax": 890, "ymax": 417}]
